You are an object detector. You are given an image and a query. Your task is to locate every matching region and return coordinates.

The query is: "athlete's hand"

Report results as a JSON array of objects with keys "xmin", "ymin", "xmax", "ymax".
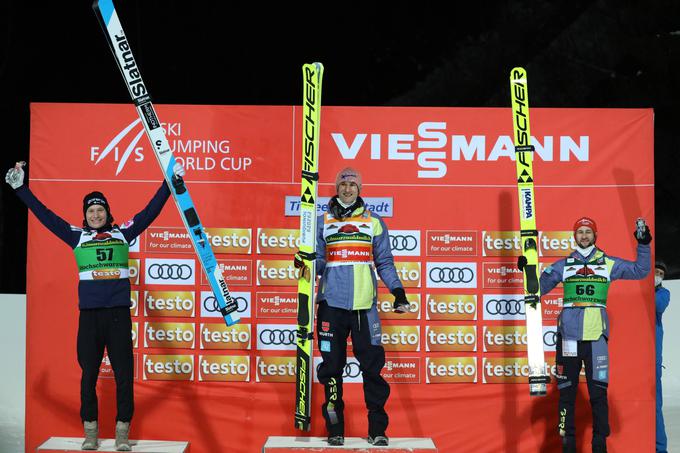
[
  {"xmin": 173, "ymin": 162, "xmax": 186, "ymax": 178},
  {"xmin": 5, "ymin": 162, "xmax": 25, "ymax": 190},
  {"xmin": 517, "ymin": 255, "xmax": 528, "ymax": 272},
  {"xmin": 392, "ymin": 287, "xmax": 410, "ymax": 313},
  {"xmin": 634, "ymin": 225, "xmax": 652, "ymax": 245},
  {"xmin": 293, "ymin": 251, "xmax": 310, "ymax": 280}
]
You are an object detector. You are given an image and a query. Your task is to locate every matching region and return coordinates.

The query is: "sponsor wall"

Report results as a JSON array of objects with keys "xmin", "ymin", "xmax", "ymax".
[{"xmin": 25, "ymin": 104, "xmax": 654, "ymax": 452}]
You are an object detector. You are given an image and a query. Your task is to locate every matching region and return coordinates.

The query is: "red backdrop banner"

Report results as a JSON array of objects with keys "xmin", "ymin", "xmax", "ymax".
[{"xmin": 25, "ymin": 103, "xmax": 654, "ymax": 452}]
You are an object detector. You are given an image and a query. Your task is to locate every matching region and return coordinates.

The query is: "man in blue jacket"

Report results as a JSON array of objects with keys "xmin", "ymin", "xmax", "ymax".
[
  {"xmin": 655, "ymin": 261, "xmax": 670, "ymax": 453},
  {"xmin": 6, "ymin": 161, "xmax": 184, "ymax": 451},
  {"xmin": 295, "ymin": 167, "xmax": 409, "ymax": 447},
  {"xmin": 519, "ymin": 216, "xmax": 651, "ymax": 453}
]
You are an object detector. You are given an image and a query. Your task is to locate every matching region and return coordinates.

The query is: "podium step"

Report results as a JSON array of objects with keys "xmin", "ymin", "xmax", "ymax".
[
  {"xmin": 37, "ymin": 437, "xmax": 189, "ymax": 452},
  {"xmin": 263, "ymin": 436, "xmax": 436, "ymax": 452}
]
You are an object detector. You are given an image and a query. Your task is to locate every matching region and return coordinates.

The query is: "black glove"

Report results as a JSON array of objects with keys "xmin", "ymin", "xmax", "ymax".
[
  {"xmin": 517, "ymin": 255, "xmax": 528, "ymax": 272},
  {"xmin": 293, "ymin": 251, "xmax": 309, "ymax": 279},
  {"xmin": 392, "ymin": 287, "xmax": 410, "ymax": 313},
  {"xmin": 634, "ymin": 226, "xmax": 652, "ymax": 245}
]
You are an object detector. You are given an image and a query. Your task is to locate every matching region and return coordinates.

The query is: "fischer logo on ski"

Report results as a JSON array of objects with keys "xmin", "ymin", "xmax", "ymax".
[
  {"xmin": 510, "ymin": 67, "xmax": 549, "ymax": 396},
  {"xmin": 93, "ymin": 0, "xmax": 239, "ymax": 326},
  {"xmin": 294, "ymin": 62, "xmax": 323, "ymax": 432}
]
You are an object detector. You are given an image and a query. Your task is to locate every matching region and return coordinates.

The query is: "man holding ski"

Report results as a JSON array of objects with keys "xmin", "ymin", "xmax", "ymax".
[
  {"xmin": 519, "ymin": 216, "xmax": 651, "ymax": 453},
  {"xmin": 294, "ymin": 167, "xmax": 409, "ymax": 447},
  {"xmin": 5, "ymin": 160, "xmax": 184, "ymax": 451}
]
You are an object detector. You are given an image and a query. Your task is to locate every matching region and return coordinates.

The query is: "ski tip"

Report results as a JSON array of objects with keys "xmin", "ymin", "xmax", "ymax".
[{"xmin": 510, "ymin": 66, "xmax": 527, "ymax": 83}]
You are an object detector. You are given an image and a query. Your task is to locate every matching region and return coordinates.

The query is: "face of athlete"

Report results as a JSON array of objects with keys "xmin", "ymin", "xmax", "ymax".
[
  {"xmin": 86, "ymin": 205, "xmax": 108, "ymax": 229},
  {"xmin": 574, "ymin": 227, "xmax": 595, "ymax": 248},
  {"xmin": 337, "ymin": 181, "xmax": 359, "ymax": 205}
]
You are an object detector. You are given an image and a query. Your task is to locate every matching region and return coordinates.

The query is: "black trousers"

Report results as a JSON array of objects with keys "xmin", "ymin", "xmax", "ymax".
[
  {"xmin": 77, "ymin": 306, "xmax": 134, "ymax": 423},
  {"xmin": 555, "ymin": 334, "xmax": 609, "ymax": 444},
  {"xmin": 316, "ymin": 301, "xmax": 390, "ymax": 437}
]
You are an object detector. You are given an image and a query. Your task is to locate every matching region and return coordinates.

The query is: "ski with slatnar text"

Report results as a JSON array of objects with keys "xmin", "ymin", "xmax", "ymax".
[
  {"xmin": 92, "ymin": 0, "xmax": 239, "ymax": 326},
  {"xmin": 510, "ymin": 67, "xmax": 550, "ymax": 396},
  {"xmin": 294, "ymin": 62, "xmax": 323, "ymax": 431}
]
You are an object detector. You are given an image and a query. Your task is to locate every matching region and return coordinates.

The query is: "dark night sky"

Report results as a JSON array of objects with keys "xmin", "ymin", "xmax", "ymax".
[{"xmin": 1, "ymin": 0, "xmax": 679, "ymax": 292}]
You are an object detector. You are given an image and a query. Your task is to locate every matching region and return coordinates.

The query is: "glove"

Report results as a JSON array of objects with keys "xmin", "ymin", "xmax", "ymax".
[
  {"xmin": 293, "ymin": 251, "xmax": 309, "ymax": 280},
  {"xmin": 634, "ymin": 226, "xmax": 652, "ymax": 245},
  {"xmin": 392, "ymin": 287, "xmax": 410, "ymax": 313},
  {"xmin": 173, "ymin": 162, "xmax": 186, "ymax": 178},
  {"xmin": 517, "ymin": 255, "xmax": 527, "ymax": 272},
  {"xmin": 5, "ymin": 165, "xmax": 24, "ymax": 189}
]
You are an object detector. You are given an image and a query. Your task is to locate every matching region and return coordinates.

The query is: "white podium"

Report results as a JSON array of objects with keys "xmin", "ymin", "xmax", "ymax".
[
  {"xmin": 262, "ymin": 436, "xmax": 437, "ymax": 452},
  {"xmin": 37, "ymin": 437, "xmax": 189, "ymax": 452}
]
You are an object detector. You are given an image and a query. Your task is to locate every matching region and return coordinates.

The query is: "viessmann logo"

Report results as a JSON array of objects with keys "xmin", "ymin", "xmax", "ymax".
[
  {"xmin": 90, "ymin": 119, "xmax": 252, "ymax": 175},
  {"xmin": 330, "ymin": 122, "xmax": 589, "ymax": 178}
]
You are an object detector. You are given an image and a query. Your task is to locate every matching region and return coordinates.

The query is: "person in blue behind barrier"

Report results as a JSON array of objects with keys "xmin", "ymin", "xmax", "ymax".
[
  {"xmin": 294, "ymin": 167, "xmax": 409, "ymax": 447},
  {"xmin": 5, "ymin": 161, "xmax": 184, "ymax": 451},
  {"xmin": 655, "ymin": 260, "xmax": 670, "ymax": 453},
  {"xmin": 518, "ymin": 216, "xmax": 651, "ymax": 453}
]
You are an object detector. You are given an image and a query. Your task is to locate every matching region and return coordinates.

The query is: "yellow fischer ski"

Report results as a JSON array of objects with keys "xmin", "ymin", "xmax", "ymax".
[
  {"xmin": 294, "ymin": 62, "xmax": 323, "ymax": 431},
  {"xmin": 510, "ymin": 67, "xmax": 550, "ymax": 396}
]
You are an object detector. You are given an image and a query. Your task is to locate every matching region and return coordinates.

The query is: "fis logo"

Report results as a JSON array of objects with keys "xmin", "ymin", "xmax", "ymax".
[
  {"xmin": 426, "ymin": 294, "xmax": 477, "ymax": 321},
  {"xmin": 143, "ymin": 354, "xmax": 194, "ymax": 381},
  {"xmin": 144, "ymin": 291, "xmax": 195, "ymax": 317},
  {"xmin": 199, "ymin": 323, "xmax": 251, "ymax": 350},
  {"xmin": 256, "ymin": 356, "xmax": 296, "ymax": 383},
  {"xmin": 426, "ymin": 357, "xmax": 477, "ymax": 383},
  {"xmin": 198, "ymin": 355, "xmax": 250, "ymax": 382},
  {"xmin": 426, "ymin": 326, "xmax": 477, "ymax": 352},
  {"xmin": 380, "ymin": 326, "xmax": 420, "ymax": 352}
]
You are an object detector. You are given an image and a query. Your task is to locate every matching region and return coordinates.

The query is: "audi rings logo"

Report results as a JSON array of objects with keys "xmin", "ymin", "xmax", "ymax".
[
  {"xmin": 486, "ymin": 298, "xmax": 525, "ymax": 316},
  {"xmin": 343, "ymin": 361, "xmax": 362, "ymax": 378},
  {"xmin": 259, "ymin": 328, "xmax": 296, "ymax": 346},
  {"xmin": 543, "ymin": 330, "xmax": 557, "ymax": 348},
  {"xmin": 388, "ymin": 230, "xmax": 420, "ymax": 256},
  {"xmin": 204, "ymin": 295, "xmax": 249, "ymax": 314},
  {"xmin": 145, "ymin": 259, "xmax": 195, "ymax": 285},
  {"xmin": 429, "ymin": 267, "xmax": 474, "ymax": 283},
  {"xmin": 390, "ymin": 235, "xmax": 418, "ymax": 251}
]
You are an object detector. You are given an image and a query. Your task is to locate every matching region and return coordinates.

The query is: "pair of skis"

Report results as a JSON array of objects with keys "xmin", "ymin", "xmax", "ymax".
[
  {"xmin": 92, "ymin": 0, "xmax": 239, "ymax": 326},
  {"xmin": 510, "ymin": 67, "xmax": 550, "ymax": 396}
]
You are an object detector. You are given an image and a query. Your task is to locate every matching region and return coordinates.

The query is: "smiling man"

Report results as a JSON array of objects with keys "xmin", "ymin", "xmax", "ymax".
[
  {"xmin": 294, "ymin": 167, "xmax": 409, "ymax": 447},
  {"xmin": 519, "ymin": 216, "xmax": 651, "ymax": 453}
]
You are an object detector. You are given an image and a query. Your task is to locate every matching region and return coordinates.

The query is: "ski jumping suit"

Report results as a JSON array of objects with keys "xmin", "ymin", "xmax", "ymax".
[
  {"xmin": 540, "ymin": 243, "xmax": 650, "ymax": 445},
  {"xmin": 314, "ymin": 204, "xmax": 403, "ymax": 438},
  {"xmin": 655, "ymin": 283, "xmax": 670, "ymax": 453},
  {"xmin": 15, "ymin": 183, "xmax": 170, "ymax": 422}
]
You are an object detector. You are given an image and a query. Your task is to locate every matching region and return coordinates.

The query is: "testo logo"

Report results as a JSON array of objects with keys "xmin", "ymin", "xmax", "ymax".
[
  {"xmin": 481, "ymin": 357, "xmax": 557, "ymax": 383},
  {"xmin": 426, "ymin": 326, "xmax": 477, "ymax": 352},
  {"xmin": 426, "ymin": 294, "xmax": 477, "ymax": 321},
  {"xmin": 377, "ymin": 261, "xmax": 421, "ymax": 288},
  {"xmin": 256, "ymin": 356, "xmax": 296, "ymax": 383},
  {"xmin": 130, "ymin": 290, "xmax": 138, "ymax": 316},
  {"xmin": 376, "ymin": 292, "xmax": 421, "ymax": 320},
  {"xmin": 380, "ymin": 325, "xmax": 420, "ymax": 352},
  {"xmin": 539, "ymin": 231, "xmax": 576, "ymax": 256},
  {"xmin": 426, "ymin": 357, "xmax": 477, "ymax": 383},
  {"xmin": 131, "ymin": 322, "xmax": 138, "ymax": 349},
  {"xmin": 204, "ymin": 228, "xmax": 252, "ymax": 254},
  {"xmin": 198, "ymin": 355, "xmax": 250, "ymax": 382},
  {"xmin": 426, "ymin": 230, "xmax": 478, "ymax": 257},
  {"xmin": 128, "ymin": 259, "xmax": 140, "ymax": 285},
  {"xmin": 482, "ymin": 231, "xmax": 521, "ymax": 257},
  {"xmin": 144, "ymin": 291, "xmax": 195, "ymax": 317},
  {"xmin": 256, "ymin": 260, "xmax": 300, "ymax": 286},
  {"xmin": 143, "ymin": 354, "xmax": 194, "ymax": 381},
  {"xmin": 144, "ymin": 322, "xmax": 195, "ymax": 349},
  {"xmin": 483, "ymin": 326, "xmax": 528, "ymax": 352},
  {"xmin": 199, "ymin": 323, "xmax": 251, "ymax": 350},
  {"xmin": 257, "ymin": 228, "xmax": 300, "ymax": 254}
]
